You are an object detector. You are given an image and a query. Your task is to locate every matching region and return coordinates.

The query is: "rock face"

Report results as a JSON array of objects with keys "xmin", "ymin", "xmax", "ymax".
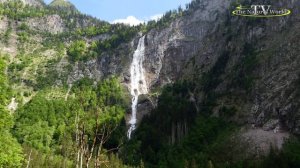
[
  {"xmin": 143, "ymin": 0, "xmax": 231, "ymax": 88},
  {"xmin": 241, "ymin": 128, "xmax": 289, "ymax": 155},
  {"xmin": 141, "ymin": 0, "xmax": 300, "ymax": 135},
  {"xmin": 67, "ymin": 42, "xmax": 133, "ymax": 84},
  {"xmin": 27, "ymin": 15, "xmax": 65, "ymax": 34},
  {"xmin": 7, "ymin": 98, "xmax": 18, "ymax": 112},
  {"xmin": 66, "ymin": 0, "xmax": 300, "ymax": 134}
]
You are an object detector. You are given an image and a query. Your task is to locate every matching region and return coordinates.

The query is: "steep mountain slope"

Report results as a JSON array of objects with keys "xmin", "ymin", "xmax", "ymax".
[
  {"xmin": 0, "ymin": 0, "xmax": 119, "ymax": 102},
  {"xmin": 139, "ymin": 0, "xmax": 300, "ymax": 132},
  {"xmin": 121, "ymin": 0, "xmax": 300, "ymax": 166},
  {"xmin": 0, "ymin": 0, "xmax": 137, "ymax": 167},
  {"xmin": 66, "ymin": 0, "xmax": 300, "ymax": 136},
  {"xmin": 145, "ymin": 0, "xmax": 300, "ymax": 134}
]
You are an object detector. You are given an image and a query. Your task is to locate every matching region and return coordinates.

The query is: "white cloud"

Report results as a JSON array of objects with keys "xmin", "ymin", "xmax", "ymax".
[{"xmin": 112, "ymin": 16, "xmax": 144, "ymax": 26}]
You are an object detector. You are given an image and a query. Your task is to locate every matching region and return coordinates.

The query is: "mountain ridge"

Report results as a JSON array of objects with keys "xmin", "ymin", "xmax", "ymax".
[{"xmin": 0, "ymin": 0, "xmax": 44, "ymax": 6}]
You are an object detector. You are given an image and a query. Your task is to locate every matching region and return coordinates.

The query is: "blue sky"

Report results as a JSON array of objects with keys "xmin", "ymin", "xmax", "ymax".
[{"xmin": 44, "ymin": 0, "xmax": 191, "ymax": 25}]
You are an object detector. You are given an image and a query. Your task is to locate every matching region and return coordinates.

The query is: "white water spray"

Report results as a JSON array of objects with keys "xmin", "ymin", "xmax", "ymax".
[{"xmin": 127, "ymin": 36, "xmax": 148, "ymax": 139}]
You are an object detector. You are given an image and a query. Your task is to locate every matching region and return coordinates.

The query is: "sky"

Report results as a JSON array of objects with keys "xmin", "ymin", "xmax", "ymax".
[{"xmin": 44, "ymin": 0, "xmax": 192, "ymax": 25}]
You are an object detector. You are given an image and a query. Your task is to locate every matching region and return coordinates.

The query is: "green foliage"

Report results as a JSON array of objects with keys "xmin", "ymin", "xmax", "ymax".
[
  {"xmin": 121, "ymin": 81, "xmax": 199, "ymax": 166},
  {"xmin": 96, "ymin": 77, "xmax": 125, "ymax": 105},
  {"xmin": 65, "ymin": 24, "xmax": 139, "ymax": 62},
  {"xmin": 72, "ymin": 77, "xmax": 125, "ymax": 131},
  {"xmin": 141, "ymin": 0, "xmax": 203, "ymax": 32},
  {"xmin": 124, "ymin": 106, "xmax": 235, "ymax": 167},
  {"xmin": 0, "ymin": 57, "xmax": 24, "ymax": 167},
  {"xmin": 49, "ymin": 0, "xmax": 78, "ymax": 11},
  {"xmin": 142, "ymin": 9, "xmax": 180, "ymax": 32},
  {"xmin": 76, "ymin": 24, "xmax": 111, "ymax": 37},
  {"xmin": 280, "ymin": 138, "xmax": 300, "ymax": 167},
  {"xmin": 67, "ymin": 40, "xmax": 86, "ymax": 61},
  {"xmin": 231, "ymin": 43, "xmax": 259, "ymax": 91},
  {"xmin": 22, "ymin": 145, "xmax": 74, "ymax": 168},
  {"xmin": 0, "ymin": 0, "xmax": 47, "ymax": 20},
  {"xmin": 35, "ymin": 68, "xmax": 59, "ymax": 90},
  {"xmin": 14, "ymin": 95, "xmax": 69, "ymax": 152},
  {"xmin": 67, "ymin": 40, "xmax": 98, "ymax": 62},
  {"xmin": 219, "ymin": 105, "xmax": 237, "ymax": 118},
  {"xmin": 169, "ymin": 117, "xmax": 235, "ymax": 168},
  {"xmin": 96, "ymin": 24, "xmax": 139, "ymax": 52},
  {"xmin": 0, "ymin": 123, "xmax": 24, "ymax": 168},
  {"xmin": 14, "ymin": 77, "xmax": 128, "ymax": 167},
  {"xmin": 3, "ymin": 26, "xmax": 12, "ymax": 44},
  {"xmin": 17, "ymin": 31, "xmax": 29, "ymax": 42},
  {"xmin": 0, "ymin": 57, "xmax": 10, "ymax": 104},
  {"xmin": 17, "ymin": 23, "xmax": 29, "ymax": 31},
  {"xmin": 202, "ymin": 50, "xmax": 230, "ymax": 91}
]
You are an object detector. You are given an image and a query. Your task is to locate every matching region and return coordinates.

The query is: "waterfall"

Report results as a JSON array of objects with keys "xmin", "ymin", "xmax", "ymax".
[{"xmin": 127, "ymin": 36, "xmax": 148, "ymax": 139}]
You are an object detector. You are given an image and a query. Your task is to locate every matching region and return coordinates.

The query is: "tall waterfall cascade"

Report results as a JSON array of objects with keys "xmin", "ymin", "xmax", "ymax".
[{"xmin": 127, "ymin": 36, "xmax": 148, "ymax": 139}]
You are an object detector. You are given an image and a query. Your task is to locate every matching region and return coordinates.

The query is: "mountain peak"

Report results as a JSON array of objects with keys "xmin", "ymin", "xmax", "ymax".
[{"xmin": 49, "ymin": 0, "xmax": 77, "ymax": 11}]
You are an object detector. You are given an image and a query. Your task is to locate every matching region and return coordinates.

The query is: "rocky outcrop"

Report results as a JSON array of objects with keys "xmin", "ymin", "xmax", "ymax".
[
  {"xmin": 243, "ymin": 1, "xmax": 300, "ymax": 134},
  {"xmin": 27, "ymin": 15, "xmax": 65, "ymax": 34},
  {"xmin": 7, "ymin": 98, "xmax": 18, "ymax": 112},
  {"xmin": 67, "ymin": 42, "xmax": 133, "ymax": 84},
  {"xmin": 142, "ymin": 0, "xmax": 231, "ymax": 89},
  {"xmin": 241, "ymin": 128, "xmax": 289, "ymax": 155}
]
